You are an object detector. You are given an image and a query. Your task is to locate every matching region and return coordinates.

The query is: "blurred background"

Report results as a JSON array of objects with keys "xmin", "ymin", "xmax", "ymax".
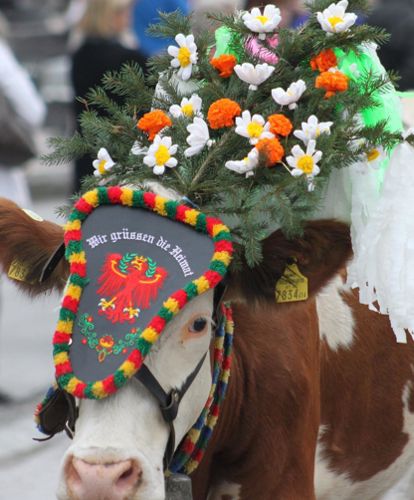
[{"xmin": 0, "ymin": 0, "xmax": 413, "ymax": 498}]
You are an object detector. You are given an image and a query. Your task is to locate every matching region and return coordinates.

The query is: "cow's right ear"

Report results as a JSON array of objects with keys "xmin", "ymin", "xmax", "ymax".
[{"xmin": 0, "ymin": 198, "xmax": 68, "ymax": 295}]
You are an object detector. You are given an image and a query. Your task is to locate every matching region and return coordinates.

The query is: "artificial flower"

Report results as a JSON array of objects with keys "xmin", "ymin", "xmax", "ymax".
[
  {"xmin": 130, "ymin": 141, "xmax": 147, "ymax": 156},
  {"xmin": 255, "ymin": 137, "xmax": 284, "ymax": 166},
  {"xmin": 143, "ymin": 135, "xmax": 178, "ymax": 175},
  {"xmin": 235, "ymin": 110, "xmax": 274, "ymax": 145},
  {"xmin": 225, "ymin": 148, "xmax": 259, "ymax": 177},
  {"xmin": 93, "ymin": 148, "xmax": 116, "ymax": 177},
  {"xmin": 137, "ymin": 110, "xmax": 172, "ymax": 141},
  {"xmin": 267, "ymin": 114, "xmax": 293, "ymax": 137},
  {"xmin": 286, "ymin": 140, "xmax": 322, "ymax": 190},
  {"xmin": 210, "ymin": 54, "xmax": 237, "ymax": 78},
  {"xmin": 167, "ymin": 33, "xmax": 198, "ymax": 81},
  {"xmin": 293, "ymin": 115, "xmax": 333, "ymax": 145},
  {"xmin": 208, "ymin": 98, "xmax": 241, "ymax": 129},
  {"xmin": 184, "ymin": 117, "xmax": 214, "ymax": 157},
  {"xmin": 310, "ymin": 49, "xmax": 338, "ymax": 72},
  {"xmin": 315, "ymin": 69, "xmax": 349, "ymax": 98},
  {"xmin": 272, "ymin": 80, "xmax": 307, "ymax": 110},
  {"xmin": 366, "ymin": 145, "xmax": 385, "ymax": 169},
  {"xmin": 242, "ymin": 4, "xmax": 282, "ymax": 40},
  {"xmin": 245, "ymin": 34, "xmax": 279, "ymax": 65},
  {"xmin": 317, "ymin": 0, "xmax": 357, "ymax": 34},
  {"xmin": 169, "ymin": 94, "xmax": 203, "ymax": 119},
  {"xmin": 234, "ymin": 62, "xmax": 275, "ymax": 91}
]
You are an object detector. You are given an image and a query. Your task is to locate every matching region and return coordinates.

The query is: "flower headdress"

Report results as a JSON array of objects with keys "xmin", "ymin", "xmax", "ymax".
[{"xmin": 47, "ymin": 0, "xmax": 412, "ymax": 271}]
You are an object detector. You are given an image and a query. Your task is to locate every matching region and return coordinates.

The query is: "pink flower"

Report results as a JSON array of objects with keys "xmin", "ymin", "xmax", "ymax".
[{"xmin": 245, "ymin": 35, "xmax": 279, "ymax": 65}]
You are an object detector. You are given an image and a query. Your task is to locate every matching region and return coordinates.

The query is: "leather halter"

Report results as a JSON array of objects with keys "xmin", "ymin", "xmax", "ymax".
[{"xmin": 135, "ymin": 353, "xmax": 207, "ymax": 470}]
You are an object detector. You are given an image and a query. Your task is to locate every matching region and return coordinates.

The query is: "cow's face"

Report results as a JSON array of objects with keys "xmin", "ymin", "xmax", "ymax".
[{"xmin": 58, "ymin": 290, "xmax": 215, "ymax": 500}]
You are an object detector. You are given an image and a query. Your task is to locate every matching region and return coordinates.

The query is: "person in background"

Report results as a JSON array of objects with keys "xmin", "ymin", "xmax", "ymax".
[
  {"xmin": 367, "ymin": 0, "xmax": 414, "ymax": 91},
  {"xmin": 71, "ymin": 0, "xmax": 148, "ymax": 192},
  {"xmin": 132, "ymin": 0, "xmax": 189, "ymax": 57},
  {"xmin": 0, "ymin": 13, "xmax": 46, "ymax": 208},
  {"xmin": 0, "ymin": 13, "xmax": 46, "ymax": 404}
]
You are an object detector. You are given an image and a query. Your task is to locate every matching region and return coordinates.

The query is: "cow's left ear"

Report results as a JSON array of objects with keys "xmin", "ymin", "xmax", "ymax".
[
  {"xmin": 0, "ymin": 198, "xmax": 68, "ymax": 295},
  {"xmin": 226, "ymin": 220, "xmax": 352, "ymax": 305}
]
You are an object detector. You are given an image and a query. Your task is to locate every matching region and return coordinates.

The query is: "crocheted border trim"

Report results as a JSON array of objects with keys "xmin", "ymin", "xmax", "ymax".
[{"xmin": 53, "ymin": 186, "xmax": 233, "ymax": 399}]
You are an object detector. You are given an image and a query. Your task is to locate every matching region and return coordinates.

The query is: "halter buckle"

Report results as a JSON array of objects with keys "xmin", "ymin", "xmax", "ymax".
[{"xmin": 161, "ymin": 389, "xmax": 180, "ymax": 423}]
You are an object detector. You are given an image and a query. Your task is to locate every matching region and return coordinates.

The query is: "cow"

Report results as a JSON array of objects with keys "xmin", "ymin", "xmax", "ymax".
[{"xmin": 0, "ymin": 195, "xmax": 414, "ymax": 500}]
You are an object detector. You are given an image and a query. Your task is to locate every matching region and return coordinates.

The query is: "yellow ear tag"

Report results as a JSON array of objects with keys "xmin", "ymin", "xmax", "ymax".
[
  {"xmin": 8, "ymin": 259, "xmax": 33, "ymax": 283},
  {"xmin": 275, "ymin": 262, "xmax": 308, "ymax": 303}
]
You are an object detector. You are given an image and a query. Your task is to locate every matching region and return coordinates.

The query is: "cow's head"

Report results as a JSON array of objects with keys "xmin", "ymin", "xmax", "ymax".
[{"xmin": 0, "ymin": 197, "xmax": 351, "ymax": 500}]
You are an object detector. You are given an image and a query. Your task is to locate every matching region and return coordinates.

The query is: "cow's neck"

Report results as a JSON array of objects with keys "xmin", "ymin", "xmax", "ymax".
[{"xmin": 192, "ymin": 300, "xmax": 321, "ymax": 499}]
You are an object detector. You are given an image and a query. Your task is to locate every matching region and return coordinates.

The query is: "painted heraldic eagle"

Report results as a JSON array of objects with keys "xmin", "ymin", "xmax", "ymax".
[{"xmin": 96, "ymin": 253, "xmax": 168, "ymax": 324}]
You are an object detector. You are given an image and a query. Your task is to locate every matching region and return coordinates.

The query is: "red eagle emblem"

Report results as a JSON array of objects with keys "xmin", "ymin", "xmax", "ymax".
[{"xmin": 96, "ymin": 253, "xmax": 168, "ymax": 323}]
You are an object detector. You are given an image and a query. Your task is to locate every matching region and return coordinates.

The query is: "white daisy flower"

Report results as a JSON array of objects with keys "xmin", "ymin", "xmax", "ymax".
[
  {"xmin": 293, "ymin": 115, "xmax": 333, "ymax": 145},
  {"xmin": 317, "ymin": 0, "xmax": 357, "ymax": 34},
  {"xmin": 234, "ymin": 62, "xmax": 275, "ymax": 91},
  {"xmin": 286, "ymin": 140, "xmax": 322, "ymax": 191},
  {"xmin": 169, "ymin": 94, "xmax": 203, "ymax": 119},
  {"xmin": 143, "ymin": 135, "xmax": 178, "ymax": 175},
  {"xmin": 225, "ymin": 148, "xmax": 259, "ymax": 178},
  {"xmin": 271, "ymin": 80, "xmax": 307, "ymax": 110},
  {"xmin": 93, "ymin": 148, "xmax": 116, "ymax": 177},
  {"xmin": 366, "ymin": 145, "xmax": 385, "ymax": 169},
  {"xmin": 184, "ymin": 117, "xmax": 214, "ymax": 157},
  {"xmin": 235, "ymin": 110, "xmax": 274, "ymax": 145},
  {"xmin": 242, "ymin": 4, "xmax": 282, "ymax": 40},
  {"xmin": 167, "ymin": 33, "xmax": 198, "ymax": 81}
]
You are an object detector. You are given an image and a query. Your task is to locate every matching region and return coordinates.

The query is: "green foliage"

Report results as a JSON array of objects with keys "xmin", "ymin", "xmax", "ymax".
[{"xmin": 46, "ymin": 4, "xmax": 407, "ymax": 267}]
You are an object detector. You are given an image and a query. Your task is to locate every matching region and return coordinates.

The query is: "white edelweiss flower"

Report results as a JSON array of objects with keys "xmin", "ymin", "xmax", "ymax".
[
  {"xmin": 184, "ymin": 117, "xmax": 214, "ymax": 157},
  {"xmin": 167, "ymin": 33, "xmax": 198, "ymax": 81},
  {"xmin": 286, "ymin": 140, "xmax": 322, "ymax": 191},
  {"xmin": 271, "ymin": 80, "xmax": 306, "ymax": 110},
  {"xmin": 169, "ymin": 94, "xmax": 203, "ymax": 119},
  {"xmin": 242, "ymin": 4, "xmax": 282, "ymax": 40},
  {"xmin": 93, "ymin": 148, "xmax": 116, "ymax": 177},
  {"xmin": 143, "ymin": 135, "xmax": 178, "ymax": 175},
  {"xmin": 235, "ymin": 110, "xmax": 274, "ymax": 145},
  {"xmin": 130, "ymin": 141, "xmax": 148, "ymax": 156},
  {"xmin": 293, "ymin": 115, "xmax": 333, "ymax": 145},
  {"xmin": 225, "ymin": 148, "xmax": 259, "ymax": 178},
  {"xmin": 234, "ymin": 62, "xmax": 275, "ymax": 91},
  {"xmin": 317, "ymin": 0, "xmax": 357, "ymax": 34}
]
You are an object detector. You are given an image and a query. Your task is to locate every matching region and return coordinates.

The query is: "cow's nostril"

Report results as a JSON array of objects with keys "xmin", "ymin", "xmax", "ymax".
[{"xmin": 116, "ymin": 460, "xmax": 143, "ymax": 491}]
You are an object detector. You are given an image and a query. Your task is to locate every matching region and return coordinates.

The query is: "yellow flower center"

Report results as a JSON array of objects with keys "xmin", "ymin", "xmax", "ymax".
[
  {"xmin": 297, "ymin": 155, "xmax": 314, "ymax": 174},
  {"xmin": 177, "ymin": 46, "xmax": 192, "ymax": 67},
  {"xmin": 98, "ymin": 160, "xmax": 107, "ymax": 175},
  {"xmin": 328, "ymin": 16, "xmax": 344, "ymax": 28},
  {"xmin": 256, "ymin": 15, "xmax": 269, "ymax": 25},
  {"xmin": 367, "ymin": 148, "xmax": 381, "ymax": 162},
  {"xmin": 154, "ymin": 144, "xmax": 171, "ymax": 166},
  {"xmin": 181, "ymin": 103, "xmax": 194, "ymax": 117},
  {"xmin": 247, "ymin": 121, "xmax": 264, "ymax": 138}
]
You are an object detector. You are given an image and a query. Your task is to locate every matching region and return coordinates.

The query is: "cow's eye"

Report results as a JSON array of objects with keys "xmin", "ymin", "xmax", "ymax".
[{"xmin": 189, "ymin": 317, "xmax": 208, "ymax": 333}]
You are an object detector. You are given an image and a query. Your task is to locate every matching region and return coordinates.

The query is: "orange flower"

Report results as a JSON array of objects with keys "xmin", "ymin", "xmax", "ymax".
[
  {"xmin": 315, "ymin": 70, "xmax": 349, "ymax": 99},
  {"xmin": 207, "ymin": 98, "xmax": 241, "ymax": 129},
  {"xmin": 137, "ymin": 110, "xmax": 172, "ymax": 141},
  {"xmin": 267, "ymin": 114, "xmax": 293, "ymax": 137},
  {"xmin": 310, "ymin": 49, "xmax": 337, "ymax": 73},
  {"xmin": 256, "ymin": 137, "xmax": 284, "ymax": 166},
  {"xmin": 210, "ymin": 54, "xmax": 237, "ymax": 78}
]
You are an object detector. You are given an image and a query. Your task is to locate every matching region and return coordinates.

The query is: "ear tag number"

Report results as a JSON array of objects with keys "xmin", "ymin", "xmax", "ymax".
[
  {"xmin": 275, "ymin": 263, "xmax": 308, "ymax": 303},
  {"xmin": 8, "ymin": 259, "xmax": 33, "ymax": 283}
]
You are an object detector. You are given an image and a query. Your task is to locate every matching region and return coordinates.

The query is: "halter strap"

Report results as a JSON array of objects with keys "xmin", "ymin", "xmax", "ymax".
[{"xmin": 134, "ymin": 353, "xmax": 207, "ymax": 469}]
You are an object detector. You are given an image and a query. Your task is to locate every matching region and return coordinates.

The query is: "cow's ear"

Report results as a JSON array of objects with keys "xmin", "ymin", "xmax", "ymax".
[
  {"xmin": 225, "ymin": 220, "xmax": 352, "ymax": 305},
  {"xmin": 0, "ymin": 198, "xmax": 68, "ymax": 295}
]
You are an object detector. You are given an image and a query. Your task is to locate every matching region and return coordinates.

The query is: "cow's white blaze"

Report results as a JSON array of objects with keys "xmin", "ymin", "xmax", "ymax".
[{"xmin": 58, "ymin": 291, "xmax": 215, "ymax": 500}]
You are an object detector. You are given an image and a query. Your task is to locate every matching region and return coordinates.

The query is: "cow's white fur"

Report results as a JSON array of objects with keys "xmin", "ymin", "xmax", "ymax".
[
  {"xmin": 315, "ymin": 381, "xmax": 414, "ymax": 499},
  {"xmin": 58, "ymin": 291, "xmax": 214, "ymax": 500},
  {"xmin": 316, "ymin": 275, "xmax": 355, "ymax": 350}
]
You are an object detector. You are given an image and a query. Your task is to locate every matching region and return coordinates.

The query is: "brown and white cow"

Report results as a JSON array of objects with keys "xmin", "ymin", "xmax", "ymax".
[{"xmin": 0, "ymin": 197, "xmax": 414, "ymax": 500}]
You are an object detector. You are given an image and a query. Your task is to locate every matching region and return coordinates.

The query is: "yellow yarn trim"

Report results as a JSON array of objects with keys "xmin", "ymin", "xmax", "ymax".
[
  {"xmin": 121, "ymin": 360, "xmax": 137, "ymax": 377},
  {"xmin": 194, "ymin": 276, "xmax": 211, "ymax": 294},
  {"xmin": 120, "ymin": 188, "xmax": 134, "ymax": 206},
  {"xmin": 54, "ymin": 352, "xmax": 69, "ymax": 365},
  {"xmin": 56, "ymin": 320, "xmax": 73, "ymax": 334},
  {"xmin": 163, "ymin": 297, "xmax": 180, "ymax": 314},
  {"xmin": 142, "ymin": 326, "xmax": 159, "ymax": 344},
  {"xmin": 83, "ymin": 189, "xmax": 99, "ymax": 207},
  {"xmin": 66, "ymin": 284, "xmax": 82, "ymax": 301},
  {"xmin": 91, "ymin": 381, "xmax": 106, "ymax": 398},
  {"xmin": 66, "ymin": 377, "xmax": 81, "ymax": 394},
  {"xmin": 68, "ymin": 252, "xmax": 86, "ymax": 264},
  {"xmin": 154, "ymin": 196, "xmax": 167, "ymax": 216},
  {"xmin": 212, "ymin": 224, "xmax": 228, "ymax": 238},
  {"xmin": 184, "ymin": 209, "xmax": 199, "ymax": 226},
  {"xmin": 213, "ymin": 251, "xmax": 232, "ymax": 266}
]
